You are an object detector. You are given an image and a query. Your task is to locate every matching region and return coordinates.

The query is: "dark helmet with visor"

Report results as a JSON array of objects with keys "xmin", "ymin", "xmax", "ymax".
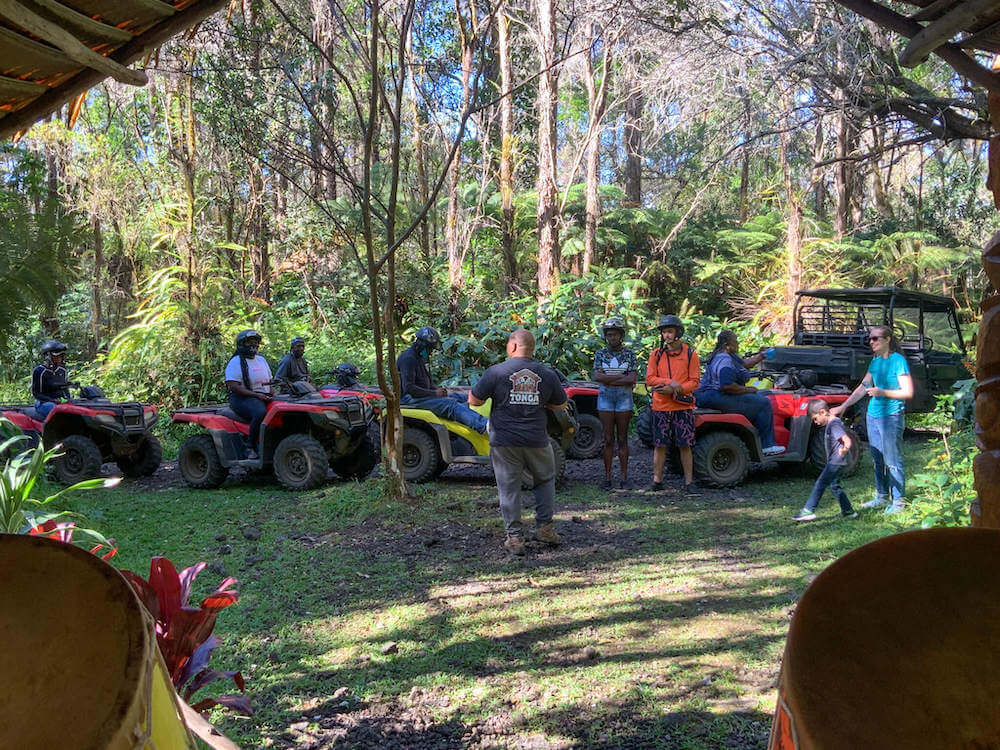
[
  {"xmin": 41, "ymin": 339, "xmax": 67, "ymax": 366},
  {"xmin": 236, "ymin": 329, "xmax": 262, "ymax": 357},
  {"xmin": 657, "ymin": 314, "xmax": 684, "ymax": 338},
  {"xmin": 414, "ymin": 326, "xmax": 442, "ymax": 351},
  {"xmin": 290, "ymin": 336, "xmax": 306, "ymax": 348},
  {"xmin": 602, "ymin": 318, "xmax": 626, "ymax": 336},
  {"xmin": 335, "ymin": 362, "xmax": 360, "ymax": 387}
]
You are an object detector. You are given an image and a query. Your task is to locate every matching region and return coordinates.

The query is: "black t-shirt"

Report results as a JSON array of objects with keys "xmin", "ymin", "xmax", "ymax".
[
  {"xmin": 471, "ymin": 357, "xmax": 567, "ymax": 447},
  {"xmin": 825, "ymin": 417, "xmax": 849, "ymax": 466}
]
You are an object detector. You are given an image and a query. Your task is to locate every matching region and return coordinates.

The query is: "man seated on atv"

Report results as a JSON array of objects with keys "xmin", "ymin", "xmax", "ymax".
[
  {"xmin": 224, "ymin": 329, "xmax": 273, "ymax": 460},
  {"xmin": 695, "ymin": 330, "xmax": 785, "ymax": 456},
  {"xmin": 396, "ymin": 326, "xmax": 488, "ymax": 433},
  {"xmin": 274, "ymin": 336, "xmax": 310, "ymax": 384},
  {"xmin": 32, "ymin": 340, "xmax": 72, "ymax": 418}
]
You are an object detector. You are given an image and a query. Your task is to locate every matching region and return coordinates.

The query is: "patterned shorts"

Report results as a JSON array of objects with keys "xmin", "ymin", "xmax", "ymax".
[{"xmin": 652, "ymin": 409, "xmax": 696, "ymax": 447}]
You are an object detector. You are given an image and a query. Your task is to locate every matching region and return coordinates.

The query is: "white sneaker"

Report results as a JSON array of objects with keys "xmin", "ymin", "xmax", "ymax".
[
  {"xmin": 762, "ymin": 445, "xmax": 786, "ymax": 456},
  {"xmin": 884, "ymin": 501, "xmax": 906, "ymax": 515},
  {"xmin": 792, "ymin": 509, "xmax": 816, "ymax": 522},
  {"xmin": 861, "ymin": 496, "xmax": 889, "ymax": 509}
]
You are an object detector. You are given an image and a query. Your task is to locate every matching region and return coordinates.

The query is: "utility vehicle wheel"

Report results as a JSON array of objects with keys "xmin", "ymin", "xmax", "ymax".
[
  {"xmin": 52, "ymin": 434, "xmax": 103, "ymax": 485},
  {"xmin": 116, "ymin": 434, "xmax": 163, "ymax": 478},
  {"xmin": 178, "ymin": 434, "xmax": 228, "ymax": 489},
  {"xmin": 402, "ymin": 427, "xmax": 441, "ymax": 483},
  {"xmin": 567, "ymin": 412, "xmax": 603, "ymax": 459},
  {"xmin": 331, "ymin": 429, "xmax": 380, "ymax": 480},
  {"xmin": 636, "ymin": 406, "xmax": 654, "ymax": 448},
  {"xmin": 274, "ymin": 434, "xmax": 329, "ymax": 491},
  {"xmin": 807, "ymin": 426, "xmax": 861, "ymax": 477},
  {"xmin": 520, "ymin": 437, "xmax": 568, "ymax": 490},
  {"xmin": 692, "ymin": 431, "xmax": 749, "ymax": 487}
]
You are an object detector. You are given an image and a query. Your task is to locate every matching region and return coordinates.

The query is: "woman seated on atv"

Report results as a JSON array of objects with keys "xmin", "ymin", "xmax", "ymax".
[
  {"xmin": 695, "ymin": 331, "xmax": 785, "ymax": 456},
  {"xmin": 225, "ymin": 329, "xmax": 273, "ymax": 460}
]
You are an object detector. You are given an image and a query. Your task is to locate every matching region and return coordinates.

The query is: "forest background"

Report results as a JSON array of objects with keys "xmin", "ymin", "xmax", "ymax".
[{"xmin": 0, "ymin": 0, "xmax": 988, "ymax": 426}]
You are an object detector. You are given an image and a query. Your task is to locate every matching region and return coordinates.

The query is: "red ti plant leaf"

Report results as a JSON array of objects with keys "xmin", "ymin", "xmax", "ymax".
[
  {"xmin": 121, "ymin": 556, "xmax": 249, "ymax": 717},
  {"xmin": 189, "ymin": 694, "xmax": 254, "ymax": 716}
]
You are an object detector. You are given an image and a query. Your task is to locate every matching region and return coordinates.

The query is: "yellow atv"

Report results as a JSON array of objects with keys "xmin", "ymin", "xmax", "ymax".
[{"xmin": 400, "ymin": 395, "xmax": 577, "ymax": 483}]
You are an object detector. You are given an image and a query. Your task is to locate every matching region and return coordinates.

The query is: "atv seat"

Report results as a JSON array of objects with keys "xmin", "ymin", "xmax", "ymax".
[{"xmin": 219, "ymin": 408, "xmax": 251, "ymax": 424}]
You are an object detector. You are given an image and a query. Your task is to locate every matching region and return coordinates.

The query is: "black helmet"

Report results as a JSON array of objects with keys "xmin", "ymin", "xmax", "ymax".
[
  {"xmin": 236, "ymin": 329, "xmax": 262, "ymax": 357},
  {"xmin": 335, "ymin": 362, "xmax": 360, "ymax": 388},
  {"xmin": 602, "ymin": 318, "xmax": 626, "ymax": 335},
  {"xmin": 40, "ymin": 340, "xmax": 67, "ymax": 357},
  {"xmin": 414, "ymin": 326, "xmax": 441, "ymax": 351},
  {"xmin": 657, "ymin": 314, "xmax": 684, "ymax": 338},
  {"xmin": 290, "ymin": 336, "xmax": 306, "ymax": 348}
]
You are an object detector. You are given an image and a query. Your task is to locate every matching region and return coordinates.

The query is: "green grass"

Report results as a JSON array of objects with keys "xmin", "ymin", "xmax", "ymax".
[{"xmin": 58, "ymin": 440, "xmax": 937, "ymax": 749}]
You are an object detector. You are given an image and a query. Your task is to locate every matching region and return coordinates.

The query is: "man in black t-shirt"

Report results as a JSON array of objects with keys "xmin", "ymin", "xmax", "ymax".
[{"xmin": 470, "ymin": 329, "xmax": 567, "ymax": 555}]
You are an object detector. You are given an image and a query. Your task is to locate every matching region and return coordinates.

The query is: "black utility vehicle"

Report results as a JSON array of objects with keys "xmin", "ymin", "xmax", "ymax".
[{"xmin": 766, "ymin": 287, "xmax": 971, "ymax": 413}]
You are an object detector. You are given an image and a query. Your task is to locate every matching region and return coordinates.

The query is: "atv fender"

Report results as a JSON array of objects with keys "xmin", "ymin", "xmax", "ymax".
[{"xmin": 401, "ymin": 407, "xmax": 491, "ymax": 460}]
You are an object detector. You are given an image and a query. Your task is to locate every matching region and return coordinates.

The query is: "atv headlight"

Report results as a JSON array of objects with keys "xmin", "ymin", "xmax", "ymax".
[
  {"xmin": 324, "ymin": 410, "xmax": 343, "ymax": 422},
  {"xmin": 144, "ymin": 410, "xmax": 157, "ymax": 425},
  {"xmin": 95, "ymin": 413, "xmax": 118, "ymax": 426}
]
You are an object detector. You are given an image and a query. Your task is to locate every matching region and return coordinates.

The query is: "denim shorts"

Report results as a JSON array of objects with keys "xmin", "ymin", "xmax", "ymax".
[{"xmin": 597, "ymin": 386, "xmax": 634, "ymax": 412}]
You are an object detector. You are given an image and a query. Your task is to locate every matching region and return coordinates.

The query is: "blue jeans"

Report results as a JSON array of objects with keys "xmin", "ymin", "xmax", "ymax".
[
  {"xmin": 804, "ymin": 462, "xmax": 853, "ymax": 514},
  {"xmin": 694, "ymin": 390, "xmax": 777, "ymax": 449},
  {"xmin": 867, "ymin": 411, "xmax": 905, "ymax": 502},
  {"xmin": 229, "ymin": 394, "xmax": 268, "ymax": 450},
  {"xmin": 401, "ymin": 392, "xmax": 487, "ymax": 433},
  {"xmin": 34, "ymin": 401, "xmax": 56, "ymax": 418}
]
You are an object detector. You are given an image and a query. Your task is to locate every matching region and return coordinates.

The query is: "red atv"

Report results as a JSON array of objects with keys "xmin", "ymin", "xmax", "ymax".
[
  {"xmin": 0, "ymin": 385, "xmax": 161, "ymax": 484},
  {"xmin": 171, "ymin": 379, "xmax": 378, "ymax": 490},
  {"xmin": 636, "ymin": 378, "xmax": 861, "ymax": 487}
]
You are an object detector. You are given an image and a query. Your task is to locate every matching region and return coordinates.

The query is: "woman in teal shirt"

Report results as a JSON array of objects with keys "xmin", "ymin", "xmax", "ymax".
[{"xmin": 832, "ymin": 325, "xmax": 913, "ymax": 514}]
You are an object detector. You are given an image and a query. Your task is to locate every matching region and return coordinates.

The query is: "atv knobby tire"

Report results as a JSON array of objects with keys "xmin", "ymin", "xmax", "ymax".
[
  {"xmin": 807, "ymin": 426, "xmax": 861, "ymax": 477},
  {"xmin": 567, "ymin": 412, "xmax": 603, "ymax": 459},
  {"xmin": 636, "ymin": 406, "xmax": 654, "ymax": 448},
  {"xmin": 52, "ymin": 434, "xmax": 103, "ymax": 485},
  {"xmin": 402, "ymin": 427, "xmax": 441, "ymax": 483},
  {"xmin": 693, "ymin": 431, "xmax": 750, "ymax": 487},
  {"xmin": 331, "ymin": 428, "xmax": 380, "ymax": 480},
  {"xmin": 274, "ymin": 433, "xmax": 329, "ymax": 490},
  {"xmin": 116, "ymin": 434, "xmax": 163, "ymax": 478},
  {"xmin": 178, "ymin": 434, "xmax": 228, "ymax": 488}
]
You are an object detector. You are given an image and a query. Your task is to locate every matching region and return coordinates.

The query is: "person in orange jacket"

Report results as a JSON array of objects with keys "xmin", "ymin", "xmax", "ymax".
[{"xmin": 645, "ymin": 315, "xmax": 700, "ymax": 494}]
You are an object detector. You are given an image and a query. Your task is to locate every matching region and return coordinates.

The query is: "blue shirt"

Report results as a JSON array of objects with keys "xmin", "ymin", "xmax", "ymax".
[
  {"xmin": 698, "ymin": 353, "xmax": 750, "ymax": 393},
  {"xmin": 867, "ymin": 352, "xmax": 910, "ymax": 417}
]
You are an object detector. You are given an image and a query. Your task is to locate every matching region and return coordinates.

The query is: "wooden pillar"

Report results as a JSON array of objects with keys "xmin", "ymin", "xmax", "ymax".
[{"xmin": 972, "ymin": 72, "xmax": 1000, "ymax": 527}]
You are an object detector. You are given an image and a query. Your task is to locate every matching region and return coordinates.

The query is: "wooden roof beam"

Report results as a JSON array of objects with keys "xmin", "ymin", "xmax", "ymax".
[
  {"xmin": 27, "ymin": 0, "xmax": 134, "ymax": 45},
  {"xmin": 0, "ymin": 0, "xmax": 227, "ymax": 141},
  {"xmin": 0, "ymin": 0, "xmax": 147, "ymax": 85},
  {"xmin": 900, "ymin": 0, "xmax": 1000, "ymax": 65},
  {"xmin": 836, "ymin": 0, "xmax": 1000, "ymax": 95}
]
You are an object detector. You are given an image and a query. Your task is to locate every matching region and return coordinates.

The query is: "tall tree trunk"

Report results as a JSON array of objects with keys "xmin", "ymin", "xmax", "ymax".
[
  {"xmin": 90, "ymin": 217, "xmax": 103, "ymax": 356},
  {"xmin": 407, "ymin": 29, "xmax": 431, "ymax": 276},
  {"xmin": 497, "ymin": 0, "xmax": 517, "ymax": 291},
  {"xmin": 810, "ymin": 116, "xmax": 826, "ymax": 217},
  {"xmin": 535, "ymin": 0, "xmax": 560, "ymax": 296},
  {"xmin": 780, "ymin": 110, "xmax": 803, "ymax": 325},
  {"xmin": 623, "ymin": 50, "xmax": 643, "ymax": 207},
  {"xmin": 582, "ymin": 22, "xmax": 610, "ymax": 275},
  {"xmin": 447, "ymin": 9, "xmax": 474, "ymax": 313}
]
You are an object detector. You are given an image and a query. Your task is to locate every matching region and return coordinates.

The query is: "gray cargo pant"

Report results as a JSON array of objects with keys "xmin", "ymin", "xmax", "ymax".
[{"xmin": 490, "ymin": 443, "xmax": 555, "ymax": 538}]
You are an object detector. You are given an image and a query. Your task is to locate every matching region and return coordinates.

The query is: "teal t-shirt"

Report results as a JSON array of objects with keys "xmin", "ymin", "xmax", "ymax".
[{"xmin": 867, "ymin": 352, "xmax": 910, "ymax": 417}]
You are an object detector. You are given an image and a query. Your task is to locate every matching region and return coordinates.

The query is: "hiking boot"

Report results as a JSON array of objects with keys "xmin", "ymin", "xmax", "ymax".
[
  {"xmin": 762, "ymin": 445, "xmax": 786, "ymax": 457},
  {"xmin": 793, "ymin": 509, "xmax": 817, "ymax": 522},
  {"xmin": 599, "ymin": 477, "xmax": 612, "ymax": 490},
  {"xmin": 535, "ymin": 523, "xmax": 562, "ymax": 546},
  {"xmin": 842, "ymin": 510, "xmax": 859, "ymax": 519},
  {"xmin": 861, "ymin": 496, "xmax": 889, "ymax": 509},
  {"xmin": 648, "ymin": 480, "xmax": 664, "ymax": 492},
  {"xmin": 504, "ymin": 535, "xmax": 526, "ymax": 555},
  {"xmin": 884, "ymin": 501, "xmax": 906, "ymax": 515},
  {"xmin": 619, "ymin": 477, "xmax": 632, "ymax": 491},
  {"xmin": 682, "ymin": 482, "xmax": 701, "ymax": 496}
]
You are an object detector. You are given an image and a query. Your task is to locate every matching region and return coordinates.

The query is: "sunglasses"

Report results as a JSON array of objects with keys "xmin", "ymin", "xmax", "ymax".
[{"xmin": 867, "ymin": 335, "xmax": 885, "ymax": 341}]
